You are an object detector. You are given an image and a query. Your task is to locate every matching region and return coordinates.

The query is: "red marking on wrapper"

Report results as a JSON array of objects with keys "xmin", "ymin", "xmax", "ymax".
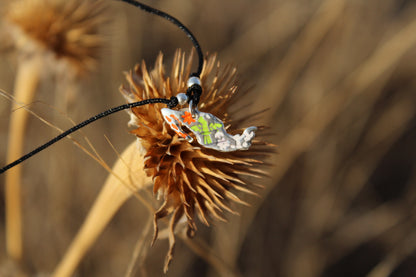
[
  {"xmin": 178, "ymin": 132, "xmax": 187, "ymax": 138},
  {"xmin": 182, "ymin": 111, "xmax": 195, "ymax": 124}
]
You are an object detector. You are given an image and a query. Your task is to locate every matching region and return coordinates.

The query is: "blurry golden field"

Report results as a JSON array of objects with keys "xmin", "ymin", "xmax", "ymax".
[{"xmin": 0, "ymin": 0, "xmax": 416, "ymax": 276}]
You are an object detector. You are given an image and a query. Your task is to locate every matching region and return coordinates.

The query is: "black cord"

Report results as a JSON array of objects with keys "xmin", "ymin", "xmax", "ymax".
[
  {"xmin": 117, "ymin": 0, "xmax": 204, "ymax": 77},
  {"xmin": 0, "ymin": 98, "xmax": 177, "ymax": 174},
  {"xmin": 186, "ymin": 83, "xmax": 202, "ymax": 106},
  {"xmin": 1, "ymin": 0, "xmax": 205, "ymax": 174}
]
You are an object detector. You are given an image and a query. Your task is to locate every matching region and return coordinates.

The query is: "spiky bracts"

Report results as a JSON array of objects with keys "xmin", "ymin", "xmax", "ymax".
[{"xmin": 120, "ymin": 50, "xmax": 271, "ymax": 271}]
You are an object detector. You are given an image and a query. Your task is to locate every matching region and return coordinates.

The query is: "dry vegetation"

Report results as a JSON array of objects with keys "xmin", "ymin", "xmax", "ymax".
[{"xmin": 0, "ymin": 0, "xmax": 416, "ymax": 276}]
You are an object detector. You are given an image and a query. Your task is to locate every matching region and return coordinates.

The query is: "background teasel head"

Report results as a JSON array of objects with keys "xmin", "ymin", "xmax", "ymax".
[
  {"xmin": 5, "ymin": 0, "xmax": 105, "ymax": 76},
  {"xmin": 1, "ymin": 0, "xmax": 106, "ymax": 268},
  {"xmin": 120, "ymin": 49, "xmax": 272, "ymax": 269}
]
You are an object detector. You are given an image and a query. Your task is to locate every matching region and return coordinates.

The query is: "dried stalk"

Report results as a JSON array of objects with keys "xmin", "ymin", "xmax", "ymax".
[
  {"xmin": 5, "ymin": 55, "xmax": 43, "ymax": 261},
  {"xmin": 124, "ymin": 216, "xmax": 152, "ymax": 277},
  {"xmin": 262, "ymin": 0, "xmax": 345, "ymax": 113},
  {"xmin": 209, "ymin": 0, "xmax": 346, "ymax": 271},
  {"xmin": 218, "ymin": 4, "xmax": 416, "ymax": 276},
  {"xmin": 52, "ymin": 140, "xmax": 152, "ymax": 277},
  {"xmin": 257, "ymin": 10, "xmax": 416, "ymax": 230}
]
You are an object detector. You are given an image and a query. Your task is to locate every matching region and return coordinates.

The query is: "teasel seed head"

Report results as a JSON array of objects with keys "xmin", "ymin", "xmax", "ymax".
[
  {"xmin": 5, "ymin": 0, "xmax": 105, "ymax": 76},
  {"xmin": 121, "ymin": 49, "xmax": 272, "ymax": 271}
]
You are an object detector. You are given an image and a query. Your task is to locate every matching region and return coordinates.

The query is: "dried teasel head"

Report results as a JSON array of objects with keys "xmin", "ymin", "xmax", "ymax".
[
  {"xmin": 5, "ymin": 0, "xmax": 105, "ymax": 75},
  {"xmin": 121, "ymin": 49, "xmax": 272, "ymax": 271}
]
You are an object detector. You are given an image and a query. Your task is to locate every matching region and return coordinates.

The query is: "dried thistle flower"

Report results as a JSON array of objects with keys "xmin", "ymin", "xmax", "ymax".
[
  {"xmin": 5, "ymin": 0, "xmax": 105, "ymax": 75},
  {"xmin": 121, "ymin": 49, "xmax": 272, "ymax": 271}
]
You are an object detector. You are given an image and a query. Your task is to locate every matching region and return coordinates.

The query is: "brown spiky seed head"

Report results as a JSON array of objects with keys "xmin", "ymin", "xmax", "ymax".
[
  {"xmin": 6, "ymin": 0, "xmax": 105, "ymax": 75},
  {"xmin": 120, "ymin": 49, "xmax": 272, "ymax": 270}
]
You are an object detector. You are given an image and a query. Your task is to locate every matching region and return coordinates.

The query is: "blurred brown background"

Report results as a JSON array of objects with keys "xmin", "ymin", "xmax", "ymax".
[{"xmin": 1, "ymin": 0, "xmax": 416, "ymax": 276}]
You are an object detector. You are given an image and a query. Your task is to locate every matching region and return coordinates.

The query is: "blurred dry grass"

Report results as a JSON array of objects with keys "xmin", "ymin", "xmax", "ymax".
[{"xmin": 0, "ymin": 0, "xmax": 416, "ymax": 276}]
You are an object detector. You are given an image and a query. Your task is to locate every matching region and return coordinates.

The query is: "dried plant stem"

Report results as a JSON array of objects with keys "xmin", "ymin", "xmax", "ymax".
[
  {"xmin": 262, "ymin": 0, "xmax": 345, "ymax": 112},
  {"xmin": 366, "ymin": 184, "xmax": 416, "ymax": 277},
  {"xmin": 221, "ymin": 1, "xmax": 308, "ymax": 70},
  {"xmin": 209, "ymin": 0, "xmax": 345, "ymax": 272},
  {"xmin": 53, "ymin": 141, "xmax": 152, "ymax": 277},
  {"xmin": 261, "ymin": 12, "xmax": 416, "ymax": 219},
  {"xmin": 226, "ymin": 13, "xmax": 416, "ymax": 276},
  {"xmin": 124, "ymin": 216, "xmax": 152, "ymax": 277},
  {"xmin": 5, "ymin": 55, "xmax": 42, "ymax": 261},
  {"xmin": 180, "ymin": 234, "xmax": 241, "ymax": 277}
]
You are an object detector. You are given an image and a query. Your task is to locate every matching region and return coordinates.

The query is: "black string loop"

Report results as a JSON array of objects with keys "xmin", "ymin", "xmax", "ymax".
[{"xmin": 186, "ymin": 84, "xmax": 202, "ymax": 107}]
